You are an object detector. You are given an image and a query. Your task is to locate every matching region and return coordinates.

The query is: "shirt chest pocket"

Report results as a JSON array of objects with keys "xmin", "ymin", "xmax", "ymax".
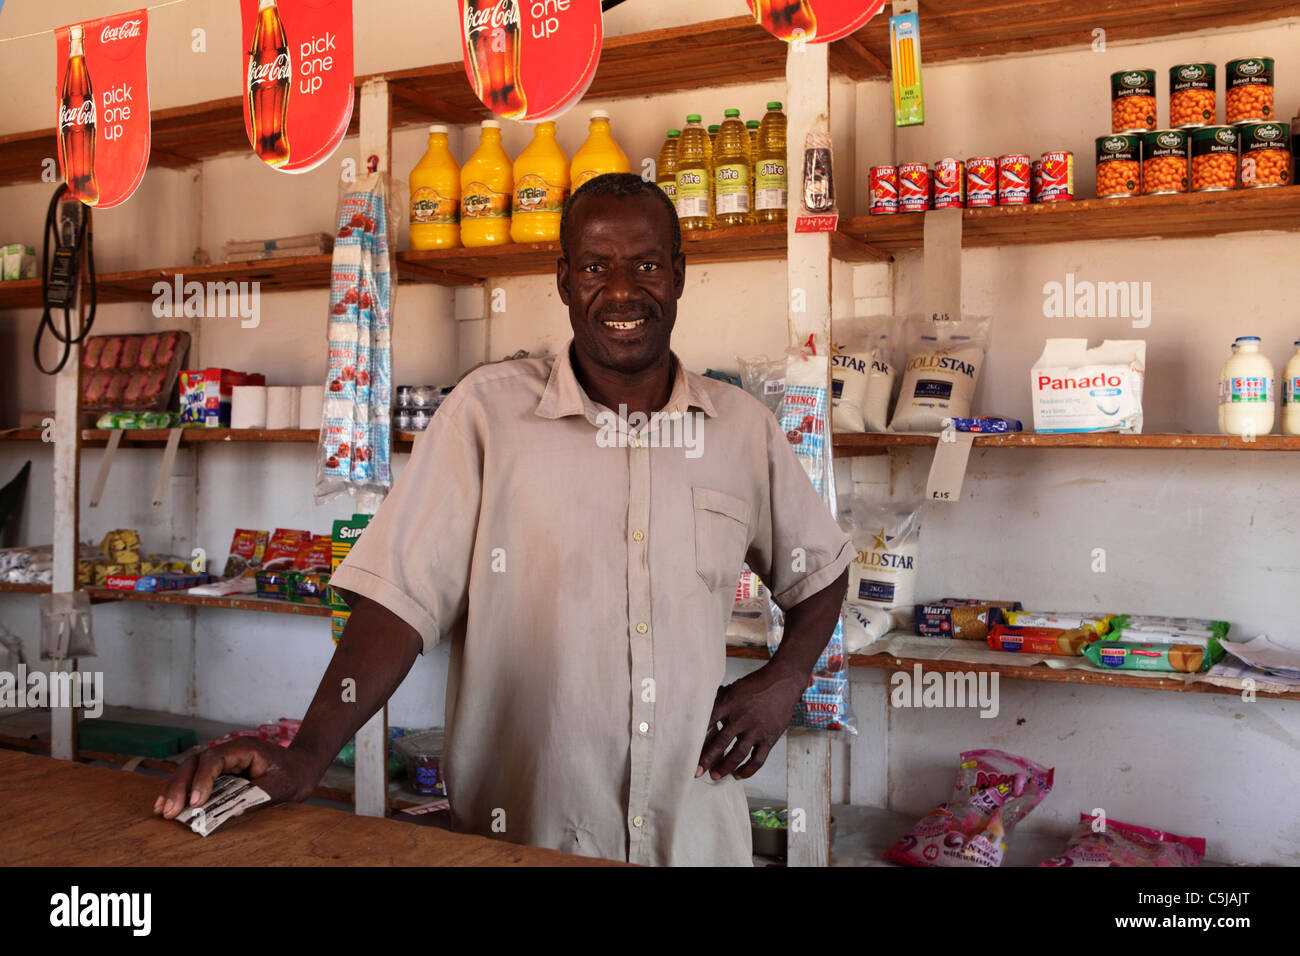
[{"xmin": 692, "ymin": 487, "xmax": 751, "ymax": 593}]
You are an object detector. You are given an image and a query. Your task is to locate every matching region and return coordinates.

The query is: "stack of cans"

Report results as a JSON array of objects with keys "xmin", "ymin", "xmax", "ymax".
[
  {"xmin": 869, "ymin": 152, "xmax": 1073, "ymax": 214},
  {"xmin": 395, "ymin": 385, "xmax": 450, "ymax": 432}
]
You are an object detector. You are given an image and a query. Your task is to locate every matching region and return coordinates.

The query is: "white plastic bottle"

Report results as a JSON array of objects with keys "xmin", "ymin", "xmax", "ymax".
[
  {"xmin": 1283, "ymin": 339, "xmax": 1300, "ymax": 436},
  {"xmin": 1218, "ymin": 340, "xmax": 1239, "ymax": 434},
  {"xmin": 1219, "ymin": 336, "xmax": 1275, "ymax": 437}
]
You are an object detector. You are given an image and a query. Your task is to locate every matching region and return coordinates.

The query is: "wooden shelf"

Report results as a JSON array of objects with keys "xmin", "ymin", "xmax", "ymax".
[
  {"xmin": 841, "ymin": 188, "xmax": 1300, "ymax": 254},
  {"xmin": 0, "ymin": 428, "xmax": 45, "ymax": 441},
  {"xmin": 0, "ymin": 581, "xmax": 50, "ymax": 595},
  {"xmin": 725, "ymin": 645, "xmax": 1300, "ymax": 702},
  {"xmin": 833, "ymin": 432, "xmax": 1300, "ymax": 454},
  {"xmin": 76, "ymin": 427, "xmax": 422, "ymax": 450},
  {"xmin": 85, "ymin": 587, "xmax": 332, "ymax": 618}
]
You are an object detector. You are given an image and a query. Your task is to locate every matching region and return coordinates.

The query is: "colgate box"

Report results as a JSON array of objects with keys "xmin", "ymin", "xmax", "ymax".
[
  {"xmin": 1031, "ymin": 339, "xmax": 1147, "ymax": 434},
  {"xmin": 179, "ymin": 369, "xmax": 266, "ymax": 427}
]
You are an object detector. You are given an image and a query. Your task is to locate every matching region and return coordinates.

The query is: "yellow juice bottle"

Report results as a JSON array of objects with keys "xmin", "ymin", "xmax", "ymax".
[
  {"xmin": 714, "ymin": 108, "xmax": 751, "ymax": 228},
  {"xmin": 656, "ymin": 130, "xmax": 681, "ymax": 206},
  {"xmin": 755, "ymin": 101, "xmax": 788, "ymax": 224},
  {"xmin": 511, "ymin": 121, "xmax": 569, "ymax": 243},
  {"xmin": 571, "ymin": 110, "xmax": 630, "ymax": 190},
  {"xmin": 676, "ymin": 115, "xmax": 711, "ymax": 232},
  {"xmin": 461, "ymin": 120, "xmax": 513, "ymax": 248},
  {"xmin": 409, "ymin": 125, "xmax": 461, "ymax": 250}
]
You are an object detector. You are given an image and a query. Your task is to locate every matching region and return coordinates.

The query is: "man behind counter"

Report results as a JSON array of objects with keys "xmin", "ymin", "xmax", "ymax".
[{"xmin": 156, "ymin": 173, "xmax": 851, "ymax": 866}]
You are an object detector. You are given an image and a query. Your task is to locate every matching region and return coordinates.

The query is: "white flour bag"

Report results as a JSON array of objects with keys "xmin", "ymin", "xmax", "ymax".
[
  {"xmin": 840, "ymin": 496, "xmax": 920, "ymax": 630},
  {"xmin": 890, "ymin": 316, "xmax": 991, "ymax": 432},
  {"xmin": 831, "ymin": 316, "xmax": 899, "ymax": 433}
]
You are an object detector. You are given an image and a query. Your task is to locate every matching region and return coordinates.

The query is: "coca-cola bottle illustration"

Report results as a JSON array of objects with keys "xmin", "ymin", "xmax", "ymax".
[
  {"xmin": 59, "ymin": 24, "xmax": 99, "ymax": 206},
  {"xmin": 463, "ymin": 0, "xmax": 527, "ymax": 119},
  {"xmin": 753, "ymin": 0, "xmax": 818, "ymax": 41},
  {"xmin": 247, "ymin": 0, "xmax": 291, "ymax": 167}
]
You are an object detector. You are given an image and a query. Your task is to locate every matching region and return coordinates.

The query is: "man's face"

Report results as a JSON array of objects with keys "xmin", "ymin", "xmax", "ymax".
[{"xmin": 557, "ymin": 192, "xmax": 686, "ymax": 377}]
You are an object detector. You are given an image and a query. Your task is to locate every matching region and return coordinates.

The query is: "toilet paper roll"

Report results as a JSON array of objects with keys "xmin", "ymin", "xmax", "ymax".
[
  {"xmin": 298, "ymin": 385, "xmax": 325, "ymax": 430},
  {"xmin": 265, "ymin": 386, "xmax": 300, "ymax": 431},
  {"xmin": 231, "ymin": 386, "xmax": 268, "ymax": 430}
]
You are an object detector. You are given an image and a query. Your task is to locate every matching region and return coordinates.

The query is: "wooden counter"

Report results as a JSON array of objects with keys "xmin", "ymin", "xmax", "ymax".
[{"xmin": 0, "ymin": 751, "xmax": 625, "ymax": 867}]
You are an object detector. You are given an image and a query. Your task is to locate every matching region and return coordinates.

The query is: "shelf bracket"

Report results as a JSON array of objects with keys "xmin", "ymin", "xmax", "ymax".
[{"xmin": 151, "ymin": 428, "xmax": 185, "ymax": 507}]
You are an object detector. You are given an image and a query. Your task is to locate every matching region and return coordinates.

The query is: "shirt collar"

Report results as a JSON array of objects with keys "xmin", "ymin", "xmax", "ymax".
[{"xmin": 535, "ymin": 340, "xmax": 718, "ymax": 423}]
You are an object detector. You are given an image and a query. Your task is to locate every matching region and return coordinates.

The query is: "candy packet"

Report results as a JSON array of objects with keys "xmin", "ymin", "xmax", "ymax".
[{"xmin": 1040, "ymin": 813, "xmax": 1205, "ymax": 867}]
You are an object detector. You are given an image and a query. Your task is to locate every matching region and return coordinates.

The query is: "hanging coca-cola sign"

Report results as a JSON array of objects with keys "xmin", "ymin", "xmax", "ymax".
[
  {"xmin": 54, "ymin": 10, "xmax": 151, "ymax": 208},
  {"xmin": 747, "ymin": 0, "xmax": 885, "ymax": 44},
  {"xmin": 458, "ymin": 0, "xmax": 603, "ymax": 122},
  {"xmin": 240, "ymin": 0, "xmax": 355, "ymax": 174}
]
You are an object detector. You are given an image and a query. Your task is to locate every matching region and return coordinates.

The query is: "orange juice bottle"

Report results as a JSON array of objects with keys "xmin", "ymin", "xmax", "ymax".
[
  {"xmin": 676, "ymin": 115, "xmax": 711, "ymax": 231},
  {"xmin": 571, "ymin": 110, "xmax": 630, "ymax": 190},
  {"xmin": 511, "ymin": 121, "xmax": 569, "ymax": 243},
  {"xmin": 461, "ymin": 120, "xmax": 512, "ymax": 247},
  {"xmin": 714, "ymin": 108, "xmax": 751, "ymax": 228},
  {"xmin": 409, "ymin": 125, "xmax": 461, "ymax": 250}
]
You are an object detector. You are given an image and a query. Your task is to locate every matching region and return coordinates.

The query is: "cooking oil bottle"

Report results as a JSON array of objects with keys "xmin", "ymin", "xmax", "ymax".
[
  {"xmin": 656, "ymin": 130, "xmax": 681, "ymax": 206},
  {"xmin": 754, "ymin": 101, "xmax": 788, "ymax": 224},
  {"xmin": 461, "ymin": 120, "xmax": 512, "ymax": 247},
  {"xmin": 746, "ymin": 119, "xmax": 760, "ymax": 221},
  {"xmin": 511, "ymin": 121, "xmax": 569, "ymax": 243},
  {"xmin": 713, "ymin": 108, "xmax": 752, "ymax": 228},
  {"xmin": 675, "ymin": 115, "xmax": 712, "ymax": 231},
  {"xmin": 571, "ymin": 110, "xmax": 630, "ymax": 190},
  {"xmin": 409, "ymin": 125, "xmax": 461, "ymax": 250}
]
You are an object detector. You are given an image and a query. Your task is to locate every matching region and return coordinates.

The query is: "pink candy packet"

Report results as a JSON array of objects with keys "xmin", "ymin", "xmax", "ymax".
[
  {"xmin": 1039, "ymin": 813, "xmax": 1205, "ymax": 867},
  {"xmin": 884, "ymin": 748, "xmax": 1055, "ymax": 867}
]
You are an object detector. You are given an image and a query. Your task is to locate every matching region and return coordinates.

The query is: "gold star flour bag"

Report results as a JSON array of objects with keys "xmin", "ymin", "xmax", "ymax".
[{"xmin": 889, "ymin": 316, "xmax": 991, "ymax": 432}]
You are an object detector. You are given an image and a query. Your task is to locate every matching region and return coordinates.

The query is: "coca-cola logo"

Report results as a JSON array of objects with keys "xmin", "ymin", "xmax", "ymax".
[
  {"xmin": 248, "ymin": 52, "xmax": 291, "ymax": 88},
  {"xmin": 101, "ymin": 19, "xmax": 143, "ymax": 43},
  {"xmin": 465, "ymin": 0, "xmax": 519, "ymax": 35},
  {"xmin": 59, "ymin": 100, "xmax": 95, "ymax": 129}
]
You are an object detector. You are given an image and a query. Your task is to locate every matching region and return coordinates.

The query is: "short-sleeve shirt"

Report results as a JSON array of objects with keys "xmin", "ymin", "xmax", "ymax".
[{"xmin": 330, "ymin": 341, "xmax": 852, "ymax": 866}]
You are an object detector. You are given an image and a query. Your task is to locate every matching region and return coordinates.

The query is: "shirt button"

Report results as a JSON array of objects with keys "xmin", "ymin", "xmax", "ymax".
[
  {"xmin": 632, "ymin": 529, "xmax": 644, "ymax": 542},
  {"xmin": 636, "ymin": 622, "xmax": 648, "ymax": 635},
  {"xmin": 639, "ymin": 721, "xmax": 649, "ymax": 734},
  {"xmin": 632, "ymin": 815, "xmax": 644, "ymax": 828}
]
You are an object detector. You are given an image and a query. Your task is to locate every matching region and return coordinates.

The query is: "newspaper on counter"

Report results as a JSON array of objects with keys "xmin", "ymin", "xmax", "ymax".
[{"xmin": 174, "ymin": 774, "xmax": 270, "ymax": 837}]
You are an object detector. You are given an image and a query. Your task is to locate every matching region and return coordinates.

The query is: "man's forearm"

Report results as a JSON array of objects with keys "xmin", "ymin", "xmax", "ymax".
[
  {"xmin": 767, "ymin": 568, "xmax": 849, "ymax": 680},
  {"xmin": 288, "ymin": 595, "xmax": 423, "ymax": 785}
]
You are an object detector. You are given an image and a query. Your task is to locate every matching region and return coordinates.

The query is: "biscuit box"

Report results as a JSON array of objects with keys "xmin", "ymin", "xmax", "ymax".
[{"xmin": 330, "ymin": 513, "xmax": 373, "ymax": 643}]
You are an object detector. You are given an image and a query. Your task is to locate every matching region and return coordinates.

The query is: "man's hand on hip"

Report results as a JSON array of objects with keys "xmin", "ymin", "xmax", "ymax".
[{"xmin": 696, "ymin": 661, "xmax": 807, "ymax": 780}]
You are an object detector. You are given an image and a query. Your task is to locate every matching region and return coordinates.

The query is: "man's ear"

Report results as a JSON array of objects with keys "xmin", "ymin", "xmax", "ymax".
[{"xmin": 556, "ymin": 256, "xmax": 570, "ymax": 306}]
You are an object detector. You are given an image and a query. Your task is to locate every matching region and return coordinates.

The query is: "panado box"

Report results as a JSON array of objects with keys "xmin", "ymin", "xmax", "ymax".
[{"xmin": 1031, "ymin": 339, "xmax": 1146, "ymax": 433}]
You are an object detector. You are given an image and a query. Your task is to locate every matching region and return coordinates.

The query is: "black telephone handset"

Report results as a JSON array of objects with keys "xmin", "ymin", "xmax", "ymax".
[{"xmin": 34, "ymin": 184, "xmax": 97, "ymax": 375}]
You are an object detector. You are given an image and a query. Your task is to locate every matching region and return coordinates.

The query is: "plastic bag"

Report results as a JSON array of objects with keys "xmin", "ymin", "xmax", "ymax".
[
  {"xmin": 889, "ymin": 315, "xmax": 992, "ymax": 433},
  {"xmin": 738, "ymin": 354, "xmax": 787, "ymax": 421},
  {"xmin": 1039, "ymin": 813, "xmax": 1205, "ymax": 867},
  {"xmin": 839, "ymin": 496, "xmax": 920, "ymax": 631},
  {"xmin": 831, "ymin": 316, "xmax": 899, "ymax": 433},
  {"xmin": 843, "ymin": 602, "xmax": 892, "ymax": 653}
]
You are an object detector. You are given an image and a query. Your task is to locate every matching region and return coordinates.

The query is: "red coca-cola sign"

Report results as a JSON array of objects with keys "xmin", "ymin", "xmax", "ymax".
[
  {"xmin": 54, "ymin": 10, "xmax": 151, "ymax": 209},
  {"xmin": 747, "ymin": 0, "xmax": 885, "ymax": 44},
  {"xmin": 240, "ymin": 0, "xmax": 355, "ymax": 174},
  {"xmin": 458, "ymin": 0, "xmax": 603, "ymax": 122}
]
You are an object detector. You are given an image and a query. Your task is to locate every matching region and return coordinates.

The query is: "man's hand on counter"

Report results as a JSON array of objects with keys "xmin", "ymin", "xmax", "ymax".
[{"xmin": 153, "ymin": 594, "xmax": 423, "ymax": 820}]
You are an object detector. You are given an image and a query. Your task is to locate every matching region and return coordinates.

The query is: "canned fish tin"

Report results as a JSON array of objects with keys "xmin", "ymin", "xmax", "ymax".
[
  {"xmin": 395, "ymin": 407, "xmax": 413, "ymax": 430},
  {"xmin": 1096, "ymin": 134, "xmax": 1142, "ymax": 198},
  {"xmin": 899, "ymin": 162, "xmax": 931, "ymax": 212},
  {"xmin": 409, "ymin": 408, "xmax": 432, "ymax": 431},
  {"xmin": 1226, "ymin": 58, "xmax": 1274, "ymax": 124},
  {"xmin": 868, "ymin": 165, "xmax": 900, "ymax": 215},
  {"xmin": 998, "ymin": 154, "xmax": 1031, "ymax": 204},
  {"xmin": 933, "ymin": 158, "xmax": 965, "ymax": 209},
  {"xmin": 1190, "ymin": 126, "xmax": 1239, "ymax": 192},
  {"xmin": 1040, "ymin": 151, "xmax": 1075, "ymax": 202},
  {"xmin": 1170, "ymin": 63, "xmax": 1217, "ymax": 128},
  {"xmin": 1111, "ymin": 69, "xmax": 1158, "ymax": 133},
  {"xmin": 966, "ymin": 157, "xmax": 998, "ymax": 206},
  {"xmin": 1239, "ymin": 122, "xmax": 1291, "ymax": 187},
  {"xmin": 1142, "ymin": 129, "xmax": 1189, "ymax": 194},
  {"xmin": 395, "ymin": 385, "xmax": 413, "ymax": 407},
  {"xmin": 1030, "ymin": 161, "xmax": 1043, "ymax": 202}
]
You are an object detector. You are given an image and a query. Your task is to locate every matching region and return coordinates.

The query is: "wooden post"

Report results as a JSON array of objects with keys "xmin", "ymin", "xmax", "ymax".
[{"xmin": 784, "ymin": 39, "xmax": 834, "ymax": 868}]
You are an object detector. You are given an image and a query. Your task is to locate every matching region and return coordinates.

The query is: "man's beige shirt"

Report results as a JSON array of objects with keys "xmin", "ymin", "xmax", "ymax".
[{"xmin": 331, "ymin": 342, "xmax": 852, "ymax": 866}]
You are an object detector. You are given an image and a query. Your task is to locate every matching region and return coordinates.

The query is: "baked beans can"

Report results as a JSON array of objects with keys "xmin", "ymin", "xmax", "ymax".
[
  {"xmin": 1170, "ymin": 63, "xmax": 1216, "ymax": 128},
  {"xmin": 966, "ymin": 157, "xmax": 998, "ymax": 206},
  {"xmin": 1142, "ymin": 129, "xmax": 1189, "ymax": 194},
  {"xmin": 1190, "ymin": 126, "xmax": 1239, "ymax": 192},
  {"xmin": 1040, "ymin": 151, "xmax": 1075, "ymax": 202},
  {"xmin": 933, "ymin": 158, "xmax": 965, "ymax": 209},
  {"xmin": 1030, "ymin": 161, "xmax": 1043, "ymax": 202},
  {"xmin": 1111, "ymin": 69, "xmax": 1158, "ymax": 133},
  {"xmin": 1239, "ymin": 121, "xmax": 1292, "ymax": 188},
  {"xmin": 997, "ymin": 154, "xmax": 1031, "ymax": 204},
  {"xmin": 1226, "ymin": 58, "xmax": 1275, "ymax": 125},
  {"xmin": 1096, "ymin": 134, "xmax": 1142, "ymax": 198},
  {"xmin": 868, "ymin": 164, "xmax": 900, "ymax": 214},
  {"xmin": 898, "ymin": 162, "xmax": 931, "ymax": 212}
]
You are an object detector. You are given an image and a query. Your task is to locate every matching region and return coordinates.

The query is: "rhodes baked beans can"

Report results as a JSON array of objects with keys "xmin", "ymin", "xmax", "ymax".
[
  {"xmin": 998, "ymin": 154, "xmax": 1031, "ymax": 204},
  {"xmin": 1096, "ymin": 134, "xmax": 1142, "ymax": 198},
  {"xmin": 1111, "ymin": 69, "xmax": 1158, "ymax": 133},
  {"xmin": 1239, "ymin": 122, "xmax": 1292, "ymax": 188},
  {"xmin": 1226, "ymin": 58, "xmax": 1275, "ymax": 125},
  {"xmin": 1190, "ymin": 126, "xmax": 1239, "ymax": 192},
  {"xmin": 1040, "ymin": 151, "xmax": 1075, "ymax": 202},
  {"xmin": 1170, "ymin": 63, "xmax": 1217, "ymax": 128},
  {"xmin": 1142, "ymin": 129, "xmax": 1189, "ymax": 194},
  {"xmin": 869, "ymin": 165, "xmax": 900, "ymax": 214},
  {"xmin": 899, "ymin": 162, "xmax": 931, "ymax": 212},
  {"xmin": 1030, "ymin": 161, "xmax": 1043, "ymax": 202},
  {"xmin": 966, "ymin": 157, "xmax": 998, "ymax": 206},
  {"xmin": 933, "ymin": 158, "xmax": 965, "ymax": 209}
]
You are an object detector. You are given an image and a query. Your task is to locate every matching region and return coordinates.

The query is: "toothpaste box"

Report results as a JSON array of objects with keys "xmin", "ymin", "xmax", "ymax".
[{"xmin": 1031, "ymin": 339, "xmax": 1146, "ymax": 434}]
